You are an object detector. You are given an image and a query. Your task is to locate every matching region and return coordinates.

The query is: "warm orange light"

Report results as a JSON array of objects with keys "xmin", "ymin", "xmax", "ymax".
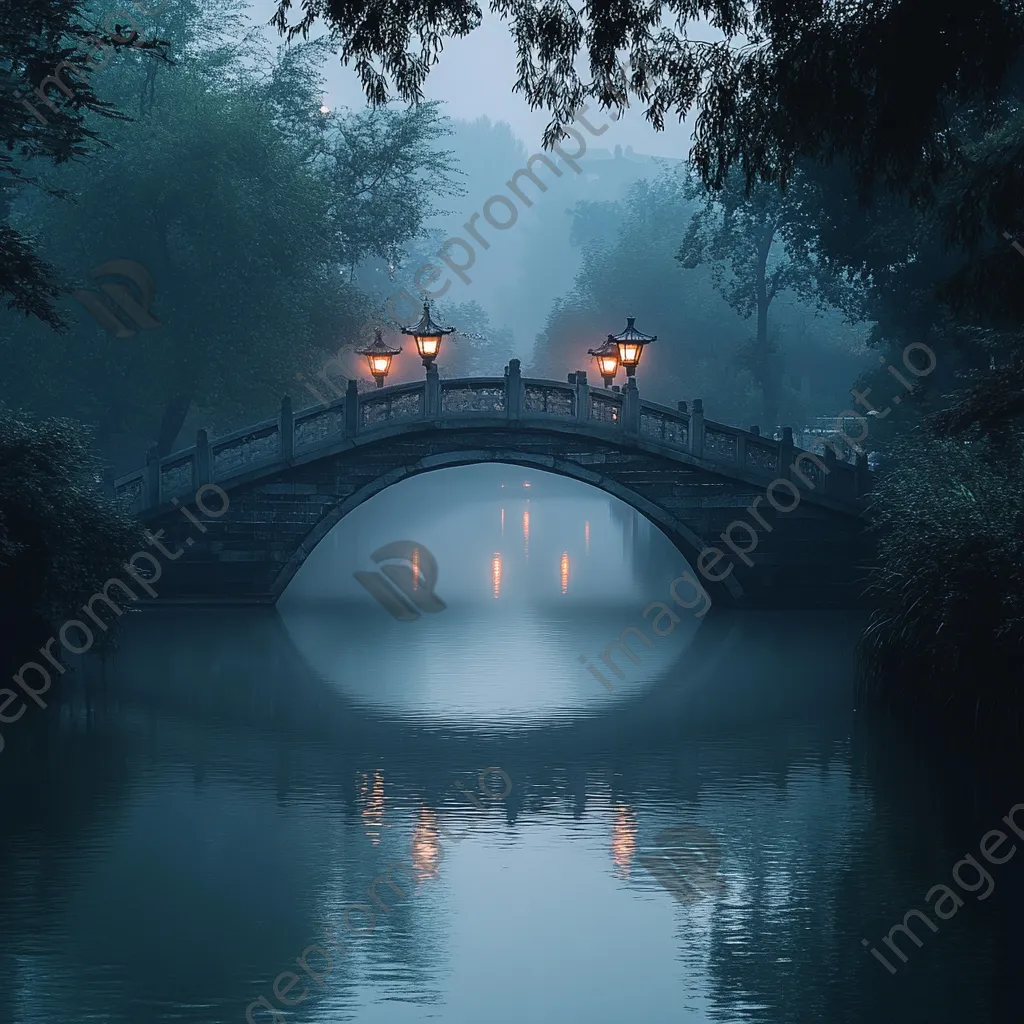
[
  {"xmin": 560, "ymin": 552, "xmax": 569, "ymax": 594},
  {"xmin": 357, "ymin": 329, "xmax": 402, "ymax": 387},
  {"xmin": 589, "ymin": 335, "xmax": 620, "ymax": 385},
  {"xmin": 523, "ymin": 481, "xmax": 531, "ymax": 488},
  {"xmin": 612, "ymin": 805, "xmax": 638, "ymax": 879},
  {"xmin": 401, "ymin": 301, "xmax": 452, "ymax": 367},
  {"xmin": 610, "ymin": 317, "xmax": 656, "ymax": 378},
  {"xmin": 411, "ymin": 807, "xmax": 442, "ymax": 882},
  {"xmin": 412, "ymin": 547, "xmax": 420, "ymax": 591},
  {"xmin": 415, "ymin": 333, "xmax": 441, "ymax": 359},
  {"xmin": 492, "ymin": 552, "xmax": 502, "ymax": 598},
  {"xmin": 585, "ymin": 520, "xmax": 590, "ymax": 554},
  {"xmin": 617, "ymin": 341, "xmax": 642, "ymax": 367},
  {"xmin": 522, "ymin": 510, "xmax": 529, "ymax": 558}
]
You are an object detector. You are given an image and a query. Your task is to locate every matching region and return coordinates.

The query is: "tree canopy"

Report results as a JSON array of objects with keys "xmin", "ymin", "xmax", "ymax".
[
  {"xmin": 0, "ymin": 0, "xmax": 171, "ymax": 326},
  {"xmin": 0, "ymin": 4, "xmax": 461, "ymax": 455},
  {"xmin": 529, "ymin": 168, "xmax": 866, "ymax": 426},
  {"xmin": 270, "ymin": 0, "xmax": 1024, "ymax": 199},
  {"xmin": 678, "ymin": 166, "xmax": 830, "ymax": 424}
]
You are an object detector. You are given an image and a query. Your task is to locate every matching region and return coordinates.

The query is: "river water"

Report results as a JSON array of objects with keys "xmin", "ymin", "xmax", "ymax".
[{"xmin": 0, "ymin": 465, "xmax": 1019, "ymax": 1023}]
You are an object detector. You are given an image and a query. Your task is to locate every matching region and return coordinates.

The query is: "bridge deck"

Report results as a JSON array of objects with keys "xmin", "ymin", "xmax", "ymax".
[{"xmin": 110, "ymin": 363, "xmax": 870, "ymax": 516}]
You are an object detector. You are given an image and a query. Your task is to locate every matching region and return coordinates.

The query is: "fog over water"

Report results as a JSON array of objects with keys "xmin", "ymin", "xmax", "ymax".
[
  {"xmin": 1, "ymin": 467, "xmax": 1020, "ymax": 1024},
  {"xmin": 279, "ymin": 464, "xmax": 705, "ymax": 723},
  {"xmin": 2, "ymin": 2, "xmax": 1021, "ymax": 1020}
]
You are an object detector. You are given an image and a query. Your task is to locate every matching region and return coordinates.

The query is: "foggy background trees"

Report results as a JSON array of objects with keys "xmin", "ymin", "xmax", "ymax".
[
  {"xmin": 1, "ymin": 1, "xmax": 873, "ymax": 461},
  {"xmin": 5, "ymin": 0, "xmax": 1024, "ymax": 720}
]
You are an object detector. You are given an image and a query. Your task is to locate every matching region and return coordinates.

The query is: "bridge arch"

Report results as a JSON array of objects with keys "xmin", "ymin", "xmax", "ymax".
[
  {"xmin": 273, "ymin": 448, "xmax": 747, "ymax": 606},
  {"xmin": 123, "ymin": 371, "xmax": 871, "ymax": 608}
]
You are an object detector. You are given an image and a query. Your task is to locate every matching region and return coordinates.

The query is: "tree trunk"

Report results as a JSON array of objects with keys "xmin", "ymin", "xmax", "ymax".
[
  {"xmin": 756, "ymin": 300, "xmax": 781, "ymax": 427},
  {"xmin": 155, "ymin": 393, "xmax": 192, "ymax": 456},
  {"xmin": 754, "ymin": 223, "xmax": 782, "ymax": 429}
]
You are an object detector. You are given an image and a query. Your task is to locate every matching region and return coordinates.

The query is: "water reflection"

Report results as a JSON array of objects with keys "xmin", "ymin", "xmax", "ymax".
[
  {"xmin": 277, "ymin": 465, "xmax": 701, "ymax": 723},
  {"xmin": 411, "ymin": 547, "xmax": 421, "ymax": 591},
  {"xmin": 611, "ymin": 805, "xmax": 637, "ymax": 879},
  {"xmin": 410, "ymin": 807, "xmax": 443, "ymax": 881},
  {"xmin": 0, "ymin": 466, "xmax": 1020, "ymax": 1024},
  {"xmin": 361, "ymin": 770, "xmax": 386, "ymax": 845}
]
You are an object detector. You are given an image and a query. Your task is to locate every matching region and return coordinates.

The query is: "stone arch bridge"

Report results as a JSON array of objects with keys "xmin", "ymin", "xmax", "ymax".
[{"xmin": 111, "ymin": 362, "xmax": 874, "ymax": 609}]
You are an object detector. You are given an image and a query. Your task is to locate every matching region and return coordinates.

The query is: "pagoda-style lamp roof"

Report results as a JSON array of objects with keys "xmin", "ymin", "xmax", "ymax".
[
  {"xmin": 400, "ymin": 301, "xmax": 455, "ymax": 367},
  {"xmin": 356, "ymin": 329, "xmax": 403, "ymax": 387},
  {"xmin": 588, "ymin": 335, "xmax": 621, "ymax": 386},
  {"xmin": 610, "ymin": 316, "xmax": 656, "ymax": 376}
]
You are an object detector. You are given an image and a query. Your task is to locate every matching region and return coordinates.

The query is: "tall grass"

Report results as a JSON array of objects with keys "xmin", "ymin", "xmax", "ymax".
[{"xmin": 857, "ymin": 428, "xmax": 1024, "ymax": 731}]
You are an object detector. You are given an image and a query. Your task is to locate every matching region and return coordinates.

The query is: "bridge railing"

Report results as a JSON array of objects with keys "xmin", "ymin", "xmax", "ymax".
[{"xmin": 111, "ymin": 360, "xmax": 869, "ymax": 512}]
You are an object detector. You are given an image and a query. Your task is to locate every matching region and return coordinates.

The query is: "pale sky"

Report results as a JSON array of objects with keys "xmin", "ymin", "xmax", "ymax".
[{"xmin": 250, "ymin": 1, "xmax": 697, "ymax": 158}]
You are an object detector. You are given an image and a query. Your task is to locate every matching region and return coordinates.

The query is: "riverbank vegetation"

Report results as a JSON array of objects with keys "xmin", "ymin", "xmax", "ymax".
[
  {"xmin": 0, "ymin": 408, "xmax": 142, "ymax": 673},
  {"xmin": 856, "ymin": 427, "xmax": 1024, "ymax": 733}
]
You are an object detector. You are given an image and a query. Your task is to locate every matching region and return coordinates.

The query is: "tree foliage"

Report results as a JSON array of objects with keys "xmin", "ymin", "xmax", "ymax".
[
  {"xmin": 857, "ymin": 428, "xmax": 1024, "ymax": 729},
  {"xmin": 0, "ymin": 407, "xmax": 142, "ymax": 633},
  {"xmin": 270, "ymin": 0, "xmax": 1024, "ymax": 200},
  {"xmin": 434, "ymin": 299, "xmax": 516, "ymax": 377},
  {"xmin": 678, "ymin": 166, "xmax": 831, "ymax": 424},
  {"xmin": 530, "ymin": 168, "xmax": 864, "ymax": 426},
  {"xmin": 0, "ymin": 0, "xmax": 171, "ymax": 325},
  {"xmin": 0, "ymin": 8, "xmax": 461, "ymax": 456}
]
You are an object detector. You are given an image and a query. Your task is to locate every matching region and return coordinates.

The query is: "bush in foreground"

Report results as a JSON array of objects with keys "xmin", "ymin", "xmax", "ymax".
[
  {"xmin": 0, "ymin": 409, "xmax": 143, "ymax": 658},
  {"xmin": 857, "ymin": 428, "xmax": 1024, "ymax": 731}
]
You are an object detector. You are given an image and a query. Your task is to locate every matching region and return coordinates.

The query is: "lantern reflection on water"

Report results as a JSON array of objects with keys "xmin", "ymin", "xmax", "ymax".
[{"xmin": 612, "ymin": 805, "xmax": 638, "ymax": 879}]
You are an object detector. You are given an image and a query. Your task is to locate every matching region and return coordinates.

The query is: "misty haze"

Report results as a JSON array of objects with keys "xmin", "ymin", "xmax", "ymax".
[{"xmin": 1, "ymin": 3, "xmax": 1022, "ymax": 1024}]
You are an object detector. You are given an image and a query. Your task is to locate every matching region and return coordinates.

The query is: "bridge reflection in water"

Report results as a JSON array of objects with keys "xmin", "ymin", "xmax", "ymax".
[
  {"xmin": 2, "ymin": 598, "xmax": 1017, "ymax": 1023},
  {"xmin": 276, "ymin": 464, "xmax": 701, "ymax": 723},
  {"xmin": 1, "ymin": 469, "xmax": 1017, "ymax": 1024}
]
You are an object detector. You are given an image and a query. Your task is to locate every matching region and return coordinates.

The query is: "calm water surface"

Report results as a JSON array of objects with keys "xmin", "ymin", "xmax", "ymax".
[{"xmin": 1, "ymin": 466, "xmax": 1020, "ymax": 1023}]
